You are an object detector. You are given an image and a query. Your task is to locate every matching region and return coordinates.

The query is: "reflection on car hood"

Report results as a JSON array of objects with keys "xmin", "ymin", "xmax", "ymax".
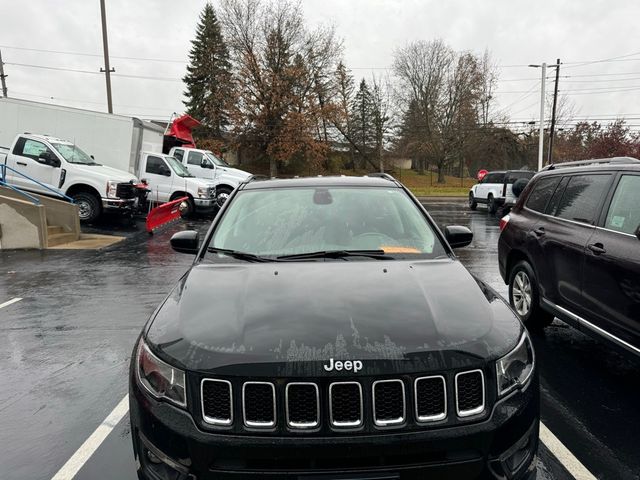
[{"xmin": 145, "ymin": 259, "xmax": 522, "ymax": 376}]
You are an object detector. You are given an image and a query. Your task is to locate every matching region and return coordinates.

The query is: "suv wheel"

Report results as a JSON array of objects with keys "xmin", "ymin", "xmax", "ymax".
[
  {"xmin": 468, "ymin": 193, "xmax": 477, "ymax": 210},
  {"xmin": 488, "ymin": 194, "xmax": 497, "ymax": 214},
  {"xmin": 509, "ymin": 260, "xmax": 553, "ymax": 330}
]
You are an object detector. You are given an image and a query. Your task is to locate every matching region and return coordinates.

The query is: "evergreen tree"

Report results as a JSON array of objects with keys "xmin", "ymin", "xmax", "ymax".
[
  {"xmin": 183, "ymin": 3, "xmax": 232, "ymax": 139},
  {"xmin": 350, "ymin": 78, "xmax": 375, "ymax": 166}
]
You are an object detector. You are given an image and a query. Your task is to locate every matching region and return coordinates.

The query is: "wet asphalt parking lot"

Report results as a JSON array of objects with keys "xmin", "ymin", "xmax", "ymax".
[{"xmin": 1, "ymin": 199, "xmax": 639, "ymax": 480}]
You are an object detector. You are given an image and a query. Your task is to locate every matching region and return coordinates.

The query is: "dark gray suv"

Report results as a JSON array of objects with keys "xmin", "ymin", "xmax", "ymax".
[{"xmin": 498, "ymin": 157, "xmax": 640, "ymax": 358}]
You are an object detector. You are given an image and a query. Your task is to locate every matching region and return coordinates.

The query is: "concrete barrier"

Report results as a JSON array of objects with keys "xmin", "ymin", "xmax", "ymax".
[{"xmin": 0, "ymin": 186, "xmax": 80, "ymax": 249}]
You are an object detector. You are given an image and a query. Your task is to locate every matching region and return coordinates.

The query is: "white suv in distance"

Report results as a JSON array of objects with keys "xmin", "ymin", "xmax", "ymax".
[{"xmin": 469, "ymin": 170, "xmax": 534, "ymax": 214}]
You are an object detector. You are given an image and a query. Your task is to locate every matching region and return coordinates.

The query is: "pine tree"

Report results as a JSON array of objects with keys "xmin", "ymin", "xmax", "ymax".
[
  {"xmin": 351, "ymin": 79, "xmax": 374, "ymax": 166},
  {"xmin": 183, "ymin": 3, "xmax": 232, "ymax": 139}
]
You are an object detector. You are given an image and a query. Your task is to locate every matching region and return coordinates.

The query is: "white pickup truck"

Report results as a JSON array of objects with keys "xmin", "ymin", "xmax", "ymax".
[
  {"xmin": 168, "ymin": 147, "xmax": 251, "ymax": 207},
  {"xmin": 138, "ymin": 152, "xmax": 217, "ymax": 215},
  {"xmin": 1, "ymin": 133, "xmax": 138, "ymax": 221}
]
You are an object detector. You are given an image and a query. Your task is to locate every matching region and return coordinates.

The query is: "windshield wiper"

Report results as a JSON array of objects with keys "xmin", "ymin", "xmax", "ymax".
[
  {"xmin": 207, "ymin": 247, "xmax": 274, "ymax": 262},
  {"xmin": 276, "ymin": 249, "xmax": 388, "ymax": 261}
]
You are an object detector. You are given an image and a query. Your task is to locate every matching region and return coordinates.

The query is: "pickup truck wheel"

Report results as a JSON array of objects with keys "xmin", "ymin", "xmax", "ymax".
[
  {"xmin": 72, "ymin": 192, "xmax": 101, "ymax": 222},
  {"xmin": 216, "ymin": 186, "xmax": 233, "ymax": 208},
  {"xmin": 468, "ymin": 193, "xmax": 477, "ymax": 210},
  {"xmin": 488, "ymin": 194, "xmax": 498, "ymax": 214},
  {"xmin": 171, "ymin": 193, "xmax": 194, "ymax": 218},
  {"xmin": 509, "ymin": 260, "xmax": 554, "ymax": 330}
]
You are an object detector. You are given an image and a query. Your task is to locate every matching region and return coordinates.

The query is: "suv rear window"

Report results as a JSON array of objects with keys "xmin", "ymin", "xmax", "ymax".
[
  {"xmin": 555, "ymin": 174, "xmax": 611, "ymax": 225},
  {"xmin": 525, "ymin": 176, "xmax": 561, "ymax": 213},
  {"xmin": 505, "ymin": 171, "xmax": 534, "ymax": 184}
]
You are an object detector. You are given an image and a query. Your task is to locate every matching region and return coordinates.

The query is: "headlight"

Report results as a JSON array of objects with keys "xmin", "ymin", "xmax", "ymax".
[
  {"xmin": 106, "ymin": 180, "xmax": 119, "ymax": 199},
  {"xmin": 197, "ymin": 186, "xmax": 208, "ymax": 198},
  {"xmin": 136, "ymin": 340, "xmax": 186, "ymax": 408},
  {"xmin": 496, "ymin": 331, "xmax": 535, "ymax": 396}
]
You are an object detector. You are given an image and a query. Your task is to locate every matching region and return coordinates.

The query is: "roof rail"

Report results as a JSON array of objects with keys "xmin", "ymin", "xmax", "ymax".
[
  {"xmin": 366, "ymin": 172, "xmax": 398, "ymax": 182},
  {"xmin": 542, "ymin": 157, "xmax": 640, "ymax": 171}
]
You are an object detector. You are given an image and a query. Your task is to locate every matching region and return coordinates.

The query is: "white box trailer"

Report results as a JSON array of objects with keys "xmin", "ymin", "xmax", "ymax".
[{"xmin": 0, "ymin": 97, "xmax": 164, "ymax": 175}]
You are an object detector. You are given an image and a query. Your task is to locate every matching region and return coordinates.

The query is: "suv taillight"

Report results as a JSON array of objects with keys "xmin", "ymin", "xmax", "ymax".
[{"xmin": 499, "ymin": 214, "xmax": 510, "ymax": 232}]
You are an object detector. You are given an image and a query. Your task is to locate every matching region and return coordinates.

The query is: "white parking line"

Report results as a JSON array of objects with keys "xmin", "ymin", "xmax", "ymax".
[
  {"xmin": 0, "ymin": 297, "xmax": 22, "ymax": 309},
  {"xmin": 540, "ymin": 421, "xmax": 597, "ymax": 480},
  {"xmin": 51, "ymin": 395, "xmax": 129, "ymax": 480},
  {"xmin": 51, "ymin": 395, "xmax": 597, "ymax": 480}
]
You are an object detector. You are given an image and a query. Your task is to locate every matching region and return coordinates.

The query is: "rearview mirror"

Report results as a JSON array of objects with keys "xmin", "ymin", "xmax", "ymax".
[
  {"xmin": 170, "ymin": 230, "xmax": 200, "ymax": 254},
  {"xmin": 445, "ymin": 225, "xmax": 473, "ymax": 249}
]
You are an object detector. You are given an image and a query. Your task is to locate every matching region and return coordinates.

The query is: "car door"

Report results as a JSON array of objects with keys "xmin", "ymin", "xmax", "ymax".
[
  {"xmin": 186, "ymin": 150, "xmax": 215, "ymax": 180},
  {"xmin": 7, "ymin": 137, "xmax": 61, "ymax": 193},
  {"xmin": 536, "ymin": 173, "xmax": 613, "ymax": 316},
  {"xmin": 581, "ymin": 173, "xmax": 640, "ymax": 351},
  {"xmin": 475, "ymin": 174, "xmax": 490, "ymax": 200},
  {"xmin": 143, "ymin": 155, "xmax": 174, "ymax": 204}
]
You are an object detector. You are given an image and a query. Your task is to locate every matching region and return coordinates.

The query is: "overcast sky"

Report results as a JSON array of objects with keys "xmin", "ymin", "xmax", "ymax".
[{"xmin": 1, "ymin": 0, "xmax": 639, "ymax": 130}]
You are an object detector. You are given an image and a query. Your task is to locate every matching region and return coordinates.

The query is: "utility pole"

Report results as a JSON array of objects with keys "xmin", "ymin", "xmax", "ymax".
[
  {"xmin": 536, "ymin": 63, "xmax": 546, "ymax": 172},
  {"xmin": 99, "ymin": 0, "xmax": 114, "ymax": 113},
  {"xmin": 0, "ymin": 49, "xmax": 8, "ymax": 97},
  {"xmin": 547, "ymin": 58, "xmax": 561, "ymax": 165}
]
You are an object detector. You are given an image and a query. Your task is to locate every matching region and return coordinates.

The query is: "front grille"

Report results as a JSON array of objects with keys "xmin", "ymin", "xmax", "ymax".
[
  {"xmin": 286, "ymin": 383, "xmax": 319, "ymax": 428},
  {"xmin": 201, "ymin": 379, "xmax": 233, "ymax": 425},
  {"xmin": 329, "ymin": 382, "xmax": 363, "ymax": 428},
  {"xmin": 455, "ymin": 370, "xmax": 485, "ymax": 417},
  {"xmin": 372, "ymin": 380, "xmax": 405, "ymax": 426},
  {"xmin": 116, "ymin": 182, "xmax": 136, "ymax": 199},
  {"xmin": 415, "ymin": 376, "xmax": 446, "ymax": 422},
  {"xmin": 200, "ymin": 369, "xmax": 489, "ymax": 433},
  {"xmin": 243, "ymin": 382, "xmax": 276, "ymax": 428}
]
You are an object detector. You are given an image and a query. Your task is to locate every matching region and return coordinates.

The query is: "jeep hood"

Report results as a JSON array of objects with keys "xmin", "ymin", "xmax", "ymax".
[{"xmin": 145, "ymin": 259, "xmax": 522, "ymax": 376}]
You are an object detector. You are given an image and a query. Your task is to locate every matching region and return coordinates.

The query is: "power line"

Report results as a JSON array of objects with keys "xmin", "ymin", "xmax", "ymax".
[
  {"xmin": 0, "ymin": 44, "xmax": 187, "ymax": 64},
  {"xmin": 4, "ymin": 62, "xmax": 183, "ymax": 82}
]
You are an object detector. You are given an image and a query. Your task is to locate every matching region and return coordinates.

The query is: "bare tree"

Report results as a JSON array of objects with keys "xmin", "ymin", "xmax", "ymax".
[
  {"xmin": 220, "ymin": 0, "xmax": 342, "ymax": 176},
  {"xmin": 393, "ymin": 40, "xmax": 490, "ymax": 182}
]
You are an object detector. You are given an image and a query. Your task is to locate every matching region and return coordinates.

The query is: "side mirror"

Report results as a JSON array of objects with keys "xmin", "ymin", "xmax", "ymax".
[
  {"xmin": 39, "ymin": 152, "xmax": 61, "ymax": 168},
  {"xmin": 160, "ymin": 166, "xmax": 171, "ymax": 177},
  {"xmin": 635, "ymin": 225, "xmax": 640, "ymax": 241},
  {"xmin": 445, "ymin": 225, "xmax": 473, "ymax": 249},
  {"xmin": 170, "ymin": 230, "xmax": 200, "ymax": 254}
]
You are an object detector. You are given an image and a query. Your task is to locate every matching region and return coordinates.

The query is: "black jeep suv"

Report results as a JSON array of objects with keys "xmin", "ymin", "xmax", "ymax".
[
  {"xmin": 130, "ymin": 175, "xmax": 539, "ymax": 480},
  {"xmin": 498, "ymin": 157, "xmax": 640, "ymax": 357}
]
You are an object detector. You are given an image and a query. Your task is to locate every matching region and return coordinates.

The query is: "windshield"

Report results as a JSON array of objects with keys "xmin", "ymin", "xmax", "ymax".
[
  {"xmin": 50, "ymin": 142, "xmax": 98, "ymax": 165},
  {"xmin": 205, "ymin": 151, "xmax": 229, "ymax": 167},
  {"xmin": 207, "ymin": 186, "xmax": 447, "ymax": 260},
  {"xmin": 166, "ymin": 156, "xmax": 194, "ymax": 177}
]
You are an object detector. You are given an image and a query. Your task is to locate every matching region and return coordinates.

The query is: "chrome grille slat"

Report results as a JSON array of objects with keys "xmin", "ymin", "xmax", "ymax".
[
  {"xmin": 329, "ymin": 381, "xmax": 363, "ymax": 428},
  {"xmin": 455, "ymin": 369, "xmax": 485, "ymax": 417},
  {"xmin": 372, "ymin": 379, "xmax": 405, "ymax": 427},
  {"xmin": 285, "ymin": 383, "xmax": 319, "ymax": 429},
  {"xmin": 414, "ymin": 375, "xmax": 447, "ymax": 422},
  {"xmin": 243, "ymin": 381, "xmax": 276, "ymax": 428},
  {"xmin": 201, "ymin": 379, "xmax": 233, "ymax": 426}
]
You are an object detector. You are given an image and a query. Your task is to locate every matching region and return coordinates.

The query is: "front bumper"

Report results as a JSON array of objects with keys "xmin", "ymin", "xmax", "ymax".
[
  {"xmin": 193, "ymin": 197, "xmax": 217, "ymax": 213},
  {"xmin": 102, "ymin": 197, "xmax": 136, "ymax": 211},
  {"xmin": 130, "ymin": 372, "xmax": 539, "ymax": 480}
]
